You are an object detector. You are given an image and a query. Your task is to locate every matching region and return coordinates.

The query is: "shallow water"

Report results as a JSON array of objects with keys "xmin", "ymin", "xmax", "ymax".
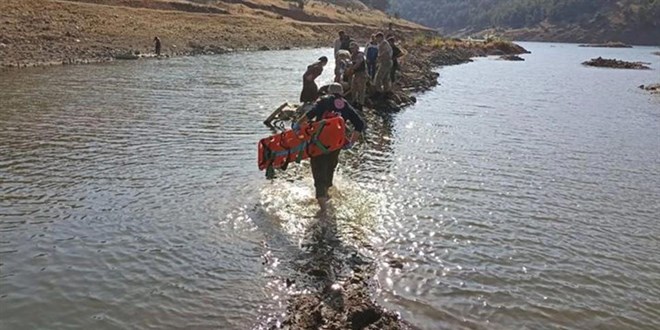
[{"xmin": 1, "ymin": 43, "xmax": 659, "ymax": 329}]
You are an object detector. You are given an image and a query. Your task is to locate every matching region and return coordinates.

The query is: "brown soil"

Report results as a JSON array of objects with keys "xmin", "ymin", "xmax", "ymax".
[
  {"xmin": 0, "ymin": 0, "xmax": 428, "ymax": 68},
  {"xmin": 582, "ymin": 57, "xmax": 651, "ymax": 70}
]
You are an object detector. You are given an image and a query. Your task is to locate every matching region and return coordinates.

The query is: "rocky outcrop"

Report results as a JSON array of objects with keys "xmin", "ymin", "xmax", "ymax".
[
  {"xmin": 582, "ymin": 57, "xmax": 651, "ymax": 70},
  {"xmin": 579, "ymin": 42, "xmax": 632, "ymax": 48},
  {"xmin": 639, "ymin": 83, "xmax": 660, "ymax": 95}
]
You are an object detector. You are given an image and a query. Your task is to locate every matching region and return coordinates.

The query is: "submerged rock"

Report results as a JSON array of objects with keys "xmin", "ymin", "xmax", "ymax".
[{"xmin": 582, "ymin": 57, "xmax": 650, "ymax": 70}]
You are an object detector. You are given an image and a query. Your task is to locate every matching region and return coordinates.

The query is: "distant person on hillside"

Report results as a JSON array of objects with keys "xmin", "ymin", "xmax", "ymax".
[
  {"xmin": 365, "ymin": 35, "xmax": 379, "ymax": 81},
  {"xmin": 333, "ymin": 31, "xmax": 351, "ymax": 58},
  {"xmin": 154, "ymin": 37, "xmax": 161, "ymax": 56},
  {"xmin": 300, "ymin": 56, "xmax": 328, "ymax": 103},
  {"xmin": 348, "ymin": 42, "xmax": 367, "ymax": 111},
  {"xmin": 387, "ymin": 35, "xmax": 406, "ymax": 83},
  {"xmin": 374, "ymin": 32, "xmax": 393, "ymax": 94}
]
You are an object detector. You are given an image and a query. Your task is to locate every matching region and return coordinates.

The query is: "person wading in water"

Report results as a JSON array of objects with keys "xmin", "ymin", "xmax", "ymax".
[
  {"xmin": 300, "ymin": 56, "xmax": 328, "ymax": 103},
  {"xmin": 294, "ymin": 83, "xmax": 366, "ymax": 210}
]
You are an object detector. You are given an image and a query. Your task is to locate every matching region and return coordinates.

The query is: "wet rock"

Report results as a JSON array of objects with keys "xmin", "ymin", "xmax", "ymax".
[
  {"xmin": 653, "ymin": 51, "xmax": 660, "ymax": 57},
  {"xmin": 500, "ymin": 54, "xmax": 524, "ymax": 61},
  {"xmin": 258, "ymin": 45, "xmax": 271, "ymax": 51},
  {"xmin": 582, "ymin": 57, "xmax": 650, "ymax": 69}
]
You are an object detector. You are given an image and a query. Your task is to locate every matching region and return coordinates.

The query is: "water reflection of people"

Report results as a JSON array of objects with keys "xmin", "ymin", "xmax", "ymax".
[
  {"xmin": 300, "ymin": 56, "xmax": 328, "ymax": 103},
  {"xmin": 294, "ymin": 83, "xmax": 366, "ymax": 210}
]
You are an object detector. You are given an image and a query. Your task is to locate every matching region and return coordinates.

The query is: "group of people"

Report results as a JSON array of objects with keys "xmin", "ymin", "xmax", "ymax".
[
  {"xmin": 300, "ymin": 30, "xmax": 406, "ymax": 112},
  {"xmin": 296, "ymin": 30, "xmax": 406, "ymax": 210}
]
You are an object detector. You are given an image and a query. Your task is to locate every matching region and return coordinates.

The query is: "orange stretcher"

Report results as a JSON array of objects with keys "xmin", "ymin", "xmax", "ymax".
[{"xmin": 258, "ymin": 117, "xmax": 346, "ymax": 175}]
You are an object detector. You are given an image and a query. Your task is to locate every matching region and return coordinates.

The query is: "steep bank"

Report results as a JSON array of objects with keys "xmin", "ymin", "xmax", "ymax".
[{"xmin": 0, "ymin": 0, "xmax": 427, "ymax": 68}]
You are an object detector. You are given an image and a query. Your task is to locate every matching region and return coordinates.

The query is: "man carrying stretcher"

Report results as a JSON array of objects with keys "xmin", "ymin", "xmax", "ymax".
[{"xmin": 294, "ymin": 83, "xmax": 366, "ymax": 210}]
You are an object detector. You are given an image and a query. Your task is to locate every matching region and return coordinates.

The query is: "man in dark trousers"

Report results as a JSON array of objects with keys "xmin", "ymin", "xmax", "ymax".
[
  {"xmin": 154, "ymin": 37, "xmax": 161, "ymax": 56},
  {"xmin": 294, "ymin": 83, "xmax": 366, "ymax": 210}
]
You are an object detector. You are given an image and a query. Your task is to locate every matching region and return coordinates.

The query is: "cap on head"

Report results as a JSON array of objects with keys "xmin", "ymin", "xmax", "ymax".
[
  {"xmin": 328, "ymin": 83, "xmax": 343, "ymax": 95},
  {"xmin": 349, "ymin": 42, "xmax": 359, "ymax": 49},
  {"xmin": 318, "ymin": 56, "xmax": 328, "ymax": 63}
]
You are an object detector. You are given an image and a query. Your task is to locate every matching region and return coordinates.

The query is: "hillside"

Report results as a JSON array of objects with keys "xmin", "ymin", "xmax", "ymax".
[
  {"xmin": 0, "ymin": 0, "xmax": 426, "ymax": 67},
  {"xmin": 391, "ymin": 0, "xmax": 660, "ymax": 45}
]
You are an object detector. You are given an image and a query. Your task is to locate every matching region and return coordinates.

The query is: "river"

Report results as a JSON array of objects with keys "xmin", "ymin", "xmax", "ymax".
[{"xmin": 1, "ymin": 42, "xmax": 659, "ymax": 329}]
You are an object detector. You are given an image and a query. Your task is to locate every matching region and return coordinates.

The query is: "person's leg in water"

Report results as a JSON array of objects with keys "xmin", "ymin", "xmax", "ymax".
[
  {"xmin": 311, "ymin": 153, "xmax": 331, "ymax": 209},
  {"xmin": 310, "ymin": 150, "xmax": 341, "ymax": 209}
]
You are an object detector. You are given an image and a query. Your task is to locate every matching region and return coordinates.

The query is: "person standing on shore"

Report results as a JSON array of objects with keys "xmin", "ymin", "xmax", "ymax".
[
  {"xmin": 348, "ymin": 42, "xmax": 367, "ymax": 111},
  {"xmin": 300, "ymin": 56, "xmax": 328, "ymax": 103},
  {"xmin": 387, "ymin": 35, "xmax": 406, "ymax": 84},
  {"xmin": 365, "ymin": 35, "xmax": 379, "ymax": 82},
  {"xmin": 293, "ymin": 83, "xmax": 365, "ymax": 210},
  {"xmin": 373, "ymin": 32, "xmax": 393, "ymax": 94},
  {"xmin": 333, "ymin": 31, "xmax": 351, "ymax": 58},
  {"xmin": 154, "ymin": 37, "xmax": 161, "ymax": 56},
  {"xmin": 334, "ymin": 50, "xmax": 351, "ymax": 83}
]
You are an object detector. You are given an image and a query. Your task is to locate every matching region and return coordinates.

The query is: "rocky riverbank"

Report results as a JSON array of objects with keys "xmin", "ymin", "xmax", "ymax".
[
  {"xmin": 366, "ymin": 36, "xmax": 529, "ymax": 112},
  {"xmin": 582, "ymin": 57, "xmax": 651, "ymax": 70}
]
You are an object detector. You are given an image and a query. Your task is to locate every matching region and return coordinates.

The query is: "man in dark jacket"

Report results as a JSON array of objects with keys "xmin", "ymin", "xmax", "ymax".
[{"xmin": 294, "ymin": 83, "xmax": 366, "ymax": 209}]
